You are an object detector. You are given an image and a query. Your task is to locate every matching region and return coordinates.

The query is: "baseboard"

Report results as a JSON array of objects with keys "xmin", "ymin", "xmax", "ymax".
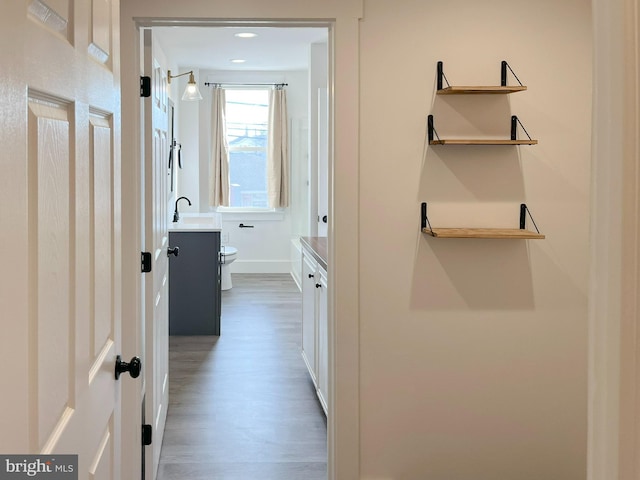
[
  {"xmin": 291, "ymin": 270, "xmax": 302, "ymax": 291},
  {"xmin": 230, "ymin": 260, "xmax": 292, "ymax": 274},
  {"xmin": 290, "ymin": 239, "xmax": 302, "ymax": 291}
]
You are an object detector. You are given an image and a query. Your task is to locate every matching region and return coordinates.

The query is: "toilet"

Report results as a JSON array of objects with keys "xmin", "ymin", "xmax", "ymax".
[{"xmin": 220, "ymin": 246, "xmax": 238, "ymax": 291}]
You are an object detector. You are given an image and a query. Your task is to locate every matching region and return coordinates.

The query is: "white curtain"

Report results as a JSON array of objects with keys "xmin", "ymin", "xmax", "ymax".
[
  {"xmin": 267, "ymin": 87, "xmax": 289, "ymax": 208},
  {"xmin": 209, "ymin": 86, "xmax": 230, "ymax": 206}
]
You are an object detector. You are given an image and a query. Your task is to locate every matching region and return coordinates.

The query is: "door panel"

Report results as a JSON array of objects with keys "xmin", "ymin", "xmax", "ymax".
[
  {"xmin": 91, "ymin": 114, "xmax": 114, "ymax": 360},
  {"xmin": 0, "ymin": 1, "xmax": 125, "ymax": 479},
  {"xmin": 28, "ymin": 0, "xmax": 70, "ymax": 40},
  {"xmin": 89, "ymin": 0, "xmax": 111, "ymax": 64},
  {"xmin": 28, "ymin": 97, "xmax": 73, "ymax": 452},
  {"xmin": 89, "ymin": 426, "xmax": 114, "ymax": 480}
]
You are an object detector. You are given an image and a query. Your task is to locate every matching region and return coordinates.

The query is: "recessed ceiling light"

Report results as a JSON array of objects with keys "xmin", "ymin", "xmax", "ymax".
[
  {"xmin": 231, "ymin": 59, "xmax": 246, "ymax": 63},
  {"xmin": 235, "ymin": 32, "xmax": 257, "ymax": 38}
]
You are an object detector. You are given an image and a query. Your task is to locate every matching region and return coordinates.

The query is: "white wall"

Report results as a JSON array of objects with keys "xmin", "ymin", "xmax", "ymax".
[
  {"xmin": 358, "ymin": 0, "xmax": 591, "ymax": 479},
  {"xmin": 176, "ymin": 67, "xmax": 202, "ymax": 215},
  {"xmin": 175, "ymin": 67, "xmax": 310, "ymax": 273},
  {"xmin": 153, "ymin": 33, "xmax": 182, "ymax": 216}
]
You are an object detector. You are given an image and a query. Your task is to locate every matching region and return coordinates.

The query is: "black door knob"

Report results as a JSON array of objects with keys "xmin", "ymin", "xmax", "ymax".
[
  {"xmin": 167, "ymin": 246, "xmax": 179, "ymax": 257},
  {"xmin": 322, "ymin": 215, "xmax": 328, "ymax": 223},
  {"xmin": 115, "ymin": 355, "xmax": 142, "ymax": 380}
]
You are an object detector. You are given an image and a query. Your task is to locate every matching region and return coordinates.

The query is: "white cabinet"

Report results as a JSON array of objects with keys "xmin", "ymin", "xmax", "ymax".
[
  {"xmin": 301, "ymin": 254, "xmax": 317, "ymax": 385},
  {"xmin": 301, "ymin": 246, "xmax": 328, "ymax": 416}
]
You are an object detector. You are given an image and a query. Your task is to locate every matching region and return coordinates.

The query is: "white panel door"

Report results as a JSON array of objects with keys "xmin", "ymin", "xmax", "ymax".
[
  {"xmin": 142, "ymin": 29, "xmax": 170, "ymax": 480},
  {"xmin": 0, "ymin": 0, "xmax": 129, "ymax": 479}
]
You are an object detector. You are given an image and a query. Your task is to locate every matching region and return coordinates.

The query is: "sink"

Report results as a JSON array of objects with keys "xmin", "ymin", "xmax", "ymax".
[
  {"xmin": 179, "ymin": 216, "xmax": 217, "ymax": 225},
  {"xmin": 169, "ymin": 213, "xmax": 222, "ymax": 231}
]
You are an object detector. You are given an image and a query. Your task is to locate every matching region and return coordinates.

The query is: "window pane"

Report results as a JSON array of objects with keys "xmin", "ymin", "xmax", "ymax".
[
  {"xmin": 229, "ymin": 150, "xmax": 267, "ymax": 207},
  {"xmin": 226, "ymin": 89, "xmax": 269, "ymax": 208}
]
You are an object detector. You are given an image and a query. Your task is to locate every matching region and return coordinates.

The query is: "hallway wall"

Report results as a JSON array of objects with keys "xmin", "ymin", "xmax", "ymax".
[{"xmin": 358, "ymin": 0, "xmax": 591, "ymax": 478}]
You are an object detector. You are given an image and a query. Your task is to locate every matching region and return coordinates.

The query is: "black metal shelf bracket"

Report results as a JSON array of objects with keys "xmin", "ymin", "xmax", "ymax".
[
  {"xmin": 511, "ymin": 115, "xmax": 533, "ymax": 141},
  {"xmin": 427, "ymin": 115, "xmax": 440, "ymax": 143},
  {"xmin": 420, "ymin": 202, "xmax": 433, "ymax": 234},
  {"xmin": 520, "ymin": 203, "xmax": 541, "ymax": 233},
  {"xmin": 436, "ymin": 61, "xmax": 451, "ymax": 91},
  {"xmin": 501, "ymin": 61, "xmax": 524, "ymax": 87}
]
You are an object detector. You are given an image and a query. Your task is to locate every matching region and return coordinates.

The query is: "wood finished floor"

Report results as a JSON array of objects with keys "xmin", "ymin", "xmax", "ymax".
[{"xmin": 158, "ymin": 274, "xmax": 327, "ymax": 480}]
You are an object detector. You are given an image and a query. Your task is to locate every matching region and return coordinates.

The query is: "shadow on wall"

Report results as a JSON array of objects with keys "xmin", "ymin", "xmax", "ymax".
[
  {"xmin": 411, "ymin": 238, "xmax": 535, "ymax": 310},
  {"xmin": 419, "ymin": 95, "xmax": 527, "ymax": 203},
  {"xmin": 410, "ymin": 236, "xmax": 587, "ymax": 311}
]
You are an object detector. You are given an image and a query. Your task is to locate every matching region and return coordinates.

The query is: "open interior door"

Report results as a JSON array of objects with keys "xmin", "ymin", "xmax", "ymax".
[
  {"xmin": 142, "ymin": 28, "xmax": 171, "ymax": 480},
  {"xmin": 0, "ymin": 1, "xmax": 135, "ymax": 479}
]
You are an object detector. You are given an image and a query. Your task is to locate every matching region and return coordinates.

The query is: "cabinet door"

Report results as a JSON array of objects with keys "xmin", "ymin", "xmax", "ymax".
[
  {"xmin": 317, "ymin": 267, "xmax": 329, "ymax": 415},
  {"xmin": 168, "ymin": 231, "xmax": 221, "ymax": 335},
  {"xmin": 302, "ymin": 252, "xmax": 318, "ymax": 385}
]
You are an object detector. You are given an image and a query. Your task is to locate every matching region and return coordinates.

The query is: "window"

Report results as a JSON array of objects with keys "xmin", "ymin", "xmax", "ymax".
[{"xmin": 225, "ymin": 89, "xmax": 269, "ymax": 208}]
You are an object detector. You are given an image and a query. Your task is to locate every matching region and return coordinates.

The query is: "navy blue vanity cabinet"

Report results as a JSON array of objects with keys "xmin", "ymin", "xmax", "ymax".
[{"xmin": 168, "ymin": 231, "xmax": 221, "ymax": 335}]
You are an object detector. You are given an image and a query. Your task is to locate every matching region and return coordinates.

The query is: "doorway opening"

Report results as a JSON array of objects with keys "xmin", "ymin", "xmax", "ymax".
[{"xmin": 141, "ymin": 21, "xmax": 333, "ymax": 480}]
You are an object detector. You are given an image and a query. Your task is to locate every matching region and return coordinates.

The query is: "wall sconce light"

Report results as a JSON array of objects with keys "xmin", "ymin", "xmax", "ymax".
[{"xmin": 168, "ymin": 70, "xmax": 203, "ymax": 101}]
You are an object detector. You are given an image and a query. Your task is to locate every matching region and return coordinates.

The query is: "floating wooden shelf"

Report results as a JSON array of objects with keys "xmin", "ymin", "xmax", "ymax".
[
  {"xmin": 430, "ymin": 138, "xmax": 537, "ymax": 145},
  {"xmin": 437, "ymin": 61, "xmax": 526, "ymax": 94},
  {"xmin": 437, "ymin": 85, "xmax": 527, "ymax": 95},
  {"xmin": 427, "ymin": 115, "xmax": 537, "ymax": 146},
  {"xmin": 422, "ymin": 227, "xmax": 545, "ymax": 239},
  {"xmin": 420, "ymin": 203, "xmax": 545, "ymax": 240}
]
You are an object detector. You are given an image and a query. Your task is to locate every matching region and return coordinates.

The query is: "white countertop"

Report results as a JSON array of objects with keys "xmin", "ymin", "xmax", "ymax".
[{"xmin": 168, "ymin": 213, "xmax": 222, "ymax": 232}]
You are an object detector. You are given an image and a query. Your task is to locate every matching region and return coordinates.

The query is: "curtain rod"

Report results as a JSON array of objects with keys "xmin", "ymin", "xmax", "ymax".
[{"xmin": 204, "ymin": 82, "xmax": 288, "ymax": 87}]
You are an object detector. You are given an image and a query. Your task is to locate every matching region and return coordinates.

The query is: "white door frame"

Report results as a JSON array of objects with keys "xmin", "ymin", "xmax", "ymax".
[
  {"xmin": 589, "ymin": 0, "xmax": 640, "ymax": 478},
  {"xmin": 119, "ymin": 7, "xmax": 362, "ymax": 480}
]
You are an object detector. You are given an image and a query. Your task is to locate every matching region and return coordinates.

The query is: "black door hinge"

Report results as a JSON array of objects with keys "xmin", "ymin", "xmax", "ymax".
[
  {"xmin": 141, "ymin": 252, "xmax": 152, "ymax": 273},
  {"xmin": 140, "ymin": 76, "xmax": 151, "ymax": 97},
  {"xmin": 142, "ymin": 424, "xmax": 152, "ymax": 446}
]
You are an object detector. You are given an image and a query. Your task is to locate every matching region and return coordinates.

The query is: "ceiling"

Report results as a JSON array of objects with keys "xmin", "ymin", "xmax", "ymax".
[{"xmin": 153, "ymin": 26, "xmax": 328, "ymax": 72}]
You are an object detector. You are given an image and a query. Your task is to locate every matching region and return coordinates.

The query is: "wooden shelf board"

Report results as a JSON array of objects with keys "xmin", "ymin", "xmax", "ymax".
[
  {"xmin": 437, "ymin": 86, "xmax": 527, "ymax": 95},
  {"xmin": 430, "ymin": 139, "xmax": 538, "ymax": 145},
  {"xmin": 422, "ymin": 227, "xmax": 545, "ymax": 239}
]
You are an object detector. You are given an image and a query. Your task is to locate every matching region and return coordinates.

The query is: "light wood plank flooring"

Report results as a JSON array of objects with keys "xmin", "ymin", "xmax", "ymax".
[{"xmin": 158, "ymin": 274, "xmax": 327, "ymax": 480}]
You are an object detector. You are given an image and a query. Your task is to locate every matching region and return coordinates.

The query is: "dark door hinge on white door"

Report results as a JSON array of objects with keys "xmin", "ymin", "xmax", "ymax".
[
  {"xmin": 141, "ymin": 252, "xmax": 152, "ymax": 273},
  {"xmin": 142, "ymin": 424, "xmax": 152, "ymax": 446},
  {"xmin": 140, "ymin": 76, "xmax": 151, "ymax": 97}
]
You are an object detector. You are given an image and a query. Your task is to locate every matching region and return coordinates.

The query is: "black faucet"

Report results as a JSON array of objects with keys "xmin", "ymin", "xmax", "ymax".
[{"xmin": 173, "ymin": 196, "xmax": 191, "ymax": 222}]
